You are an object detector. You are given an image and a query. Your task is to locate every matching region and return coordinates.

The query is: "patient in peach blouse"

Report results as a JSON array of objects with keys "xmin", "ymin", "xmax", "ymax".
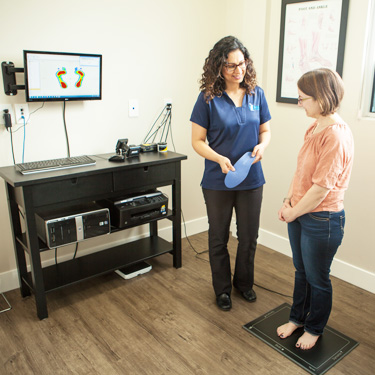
[{"xmin": 277, "ymin": 68, "xmax": 354, "ymax": 350}]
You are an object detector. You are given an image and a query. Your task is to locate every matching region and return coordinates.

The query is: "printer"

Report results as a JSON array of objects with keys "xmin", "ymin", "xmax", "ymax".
[{"xmin": 98, "ymin": 190, "xmax": 168, "ymax": 229}]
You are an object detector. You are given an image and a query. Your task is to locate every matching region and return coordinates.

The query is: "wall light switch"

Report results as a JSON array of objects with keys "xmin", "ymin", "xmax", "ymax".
[{"xmin": 129, "ymin": 99, "xmax": 139, "ymax": 117}]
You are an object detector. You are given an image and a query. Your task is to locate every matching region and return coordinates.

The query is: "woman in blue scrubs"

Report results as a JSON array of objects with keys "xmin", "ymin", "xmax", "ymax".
[{"xmin": 190, "ymin": 36, "xmax": 271, "ymax": 311}]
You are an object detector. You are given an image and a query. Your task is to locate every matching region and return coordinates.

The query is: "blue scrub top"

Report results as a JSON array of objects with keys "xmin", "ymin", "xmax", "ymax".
[{"xmin": 190, "ymin": 86, "xmax": 271, "ymax": 190}]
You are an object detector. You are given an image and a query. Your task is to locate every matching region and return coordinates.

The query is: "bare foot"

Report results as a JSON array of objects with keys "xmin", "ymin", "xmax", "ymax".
[
  {"xmin": 296, "ymin": 331, "xmax": 320, "ymax": 350},
  {"xmin": 277, "ymin": 322, "xmax": 301, "ymax": 339}
]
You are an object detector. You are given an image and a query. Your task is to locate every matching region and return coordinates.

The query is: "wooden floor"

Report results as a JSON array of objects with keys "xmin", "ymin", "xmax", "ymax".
[{"xmin": 0, "ymin": 232, "xmax": 374, "ymax": 375}]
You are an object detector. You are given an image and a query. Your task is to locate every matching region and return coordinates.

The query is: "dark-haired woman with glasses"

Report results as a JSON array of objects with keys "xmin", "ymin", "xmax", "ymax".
[
  {"xmin": 190, "ymin": 36, "xmax": 271, "ymax": 311},
  {"xmin": 277, "ymin": 68, "xmax": 354, "ymax": 350}
]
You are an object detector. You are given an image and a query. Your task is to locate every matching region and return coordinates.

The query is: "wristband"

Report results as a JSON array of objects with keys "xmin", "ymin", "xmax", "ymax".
[{"xmin": 283, "ymin": 197, "xmax": 291, "ymax": 203}]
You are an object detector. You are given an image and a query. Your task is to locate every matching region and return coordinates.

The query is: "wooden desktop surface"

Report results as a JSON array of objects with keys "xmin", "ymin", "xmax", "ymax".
[{"xmin": 0, "ymin": 151, "xmax": 187, "ymax": 187}]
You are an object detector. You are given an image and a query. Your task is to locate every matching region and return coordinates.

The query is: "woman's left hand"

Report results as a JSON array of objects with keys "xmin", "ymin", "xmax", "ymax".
[
  {"xmin": 252, "ymin": 143, "xmax": 265, "ymax": 164},
  {"xmin": 281, "ymin": 206, "xmax": 297, "ymax": 223},
  {"xmin": 253, "ymin": 121, "xmax": 271, "ymax": 164}
]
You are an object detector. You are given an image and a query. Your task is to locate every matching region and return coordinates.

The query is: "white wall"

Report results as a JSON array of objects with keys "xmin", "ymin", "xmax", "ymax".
[
  {"xmin": 259, "ymin": 0, "xmax": 375, "ymax": 292},
  {"xmin": 0, "ymin": 0, "xmax": 374, "ymax": 294},
  {"xmin": 0, "ymin": 0, "xmax": 265, "ymax": 291}
]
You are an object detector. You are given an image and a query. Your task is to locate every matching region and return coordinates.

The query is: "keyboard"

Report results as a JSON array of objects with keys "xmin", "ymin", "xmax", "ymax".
[{"xmin": 15, "ymin": 155, "xmax": 96, "ymax": 175}]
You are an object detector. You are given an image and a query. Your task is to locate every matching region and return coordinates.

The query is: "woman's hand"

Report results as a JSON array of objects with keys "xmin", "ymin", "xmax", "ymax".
[
  {"xmin": 252, "ymin": 143, "xmax": 265, "ymax": 164},
  {"xmin": 280, "ymin": 206, "xmax": 297, "ymax": 223},
  {"xmin": 253, "ymin": 121, "xmax": 271, "ymax": 164},
  {"xmin": 278, "ymin": 200, "xmax": 292, "ymax": 222},
  {"xmin": 192, "ymin": 123, "xmax": 234, "ymax": 174},
  {"xmin": 281, "ymin": 184, "xmax": 330, "ymax": 223},
  {"xmin": 218, "ymin": 156, "xmax": 235, "ymax": 174}
]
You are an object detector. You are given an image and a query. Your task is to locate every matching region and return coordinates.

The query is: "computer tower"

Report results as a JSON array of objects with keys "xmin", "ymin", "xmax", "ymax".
[{"xmin": 35, "ymin": 203, "xmax": 110, "ymax": 249}]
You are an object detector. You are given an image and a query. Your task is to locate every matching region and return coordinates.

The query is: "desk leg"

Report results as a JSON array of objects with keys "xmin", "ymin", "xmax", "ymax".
[
  {"xmin": 7, "ymin": 187, "xmax": 31, "ymax": 298},
  {"xmin": 32, "ymin": 276, "xmax": 48, "ymax": 320},
  {"xmin": 28, "ymin": 238, "xmax": 48, "ymax": 319},
  {"xmin": 172, "ymin": 165, "xmax": 182, "ymax": 268},
  {"xmin": 149, "ymin": 221, "xmax": 157, "ymax": 238},
  {"xmin": 23, "ymin": 188, "xmax": 48, "ymax": 320},
  {"xmin": 28, "ymin": 237, "xmax": 48, "ymax": 320}
]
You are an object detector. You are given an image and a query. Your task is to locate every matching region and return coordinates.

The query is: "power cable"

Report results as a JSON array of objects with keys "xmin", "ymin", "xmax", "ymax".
[
  {"xmin": 72, "ymin": 243, "xmax": 79, "ymax": 259},
  {"xmin": 62, "ymin": 101, "xmax": 70, "ymax": 157},
  {"xmin": 181, "ymin": 210, "xmax": 209, "ymax": 263},
  {"xmin": 9, "ymin": 127, "xmax": 16, "ymax": 165},
  {"xmin": 181, "ymin": 210, "xmax": 292, "ymax": 298},
  {"xmin": 7, "ymin": 102, "xmax": 45, "ymax": 164},
  {"xmin": 22, "ymin": 116, "xmax": 26, "ymax": 163}
]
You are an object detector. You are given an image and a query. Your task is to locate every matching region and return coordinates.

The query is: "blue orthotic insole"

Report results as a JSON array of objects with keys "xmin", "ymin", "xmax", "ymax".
[{"xmin": 224, "ymin": 152, "xmax": 256, "ymax": 189}]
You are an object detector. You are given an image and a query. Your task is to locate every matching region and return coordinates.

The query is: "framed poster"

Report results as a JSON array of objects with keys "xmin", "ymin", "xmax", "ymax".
[{"xmin": 276, "ymin": 0, "xmax": 349, "ymax": 104}]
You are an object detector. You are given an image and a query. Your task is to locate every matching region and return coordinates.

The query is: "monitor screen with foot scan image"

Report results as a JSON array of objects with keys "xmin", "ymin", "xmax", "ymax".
[{"xmin": 23, "ymin": 50, "xmax": 102, "ymax": 102}]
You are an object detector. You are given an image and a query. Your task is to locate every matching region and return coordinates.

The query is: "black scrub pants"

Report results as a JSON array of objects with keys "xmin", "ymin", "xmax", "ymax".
[{"xmin": 203, "ymin": 186, "xmax": 263, "ymax": 297}]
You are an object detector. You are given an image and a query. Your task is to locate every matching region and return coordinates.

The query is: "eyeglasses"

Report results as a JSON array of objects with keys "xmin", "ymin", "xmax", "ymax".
[
  {"xmin": 298, "ymin": 96, "xmax": 312, "ymax": 104},
  {"xmin": 224, "ymin": 60, "xmax": 248, "ymax": 72}
]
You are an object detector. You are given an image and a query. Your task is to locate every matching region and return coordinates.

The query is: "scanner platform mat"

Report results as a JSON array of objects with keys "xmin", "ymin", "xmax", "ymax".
[
  {"xmin": 224, "ymin": 152, "xmax": 256, "ymax": 188},
  {"xmin": 243, "ymin": 303, "xmax": 358, "ymax": 375}
]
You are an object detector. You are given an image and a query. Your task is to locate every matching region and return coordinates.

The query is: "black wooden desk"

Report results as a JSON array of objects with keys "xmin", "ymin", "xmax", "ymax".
[{"xmin": 0, "ymin": 151, "xmax": 187, "ymax": 319}]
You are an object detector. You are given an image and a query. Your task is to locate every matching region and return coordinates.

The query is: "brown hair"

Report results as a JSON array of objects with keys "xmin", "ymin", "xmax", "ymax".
[
  {"xmin": 297, "ymin": 68, "xmax": 344, "ymax": 116},
  {"xmin": 199, "ymin": 36, "xmax": 257, "ymax": 103}
]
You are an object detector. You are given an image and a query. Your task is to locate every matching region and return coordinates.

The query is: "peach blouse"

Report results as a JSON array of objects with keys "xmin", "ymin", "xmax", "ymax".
[{"xmin": 291, "ymin": 122, "xmax": 354, "ymax": 212}]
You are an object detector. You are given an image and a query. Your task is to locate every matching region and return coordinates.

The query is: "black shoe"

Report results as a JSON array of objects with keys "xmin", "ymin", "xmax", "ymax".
[
  {"xmin": 216, "ymin": 293, "xmax": 232, "ymax": 311},
  {"xmin": 241, "ymin": 289, "xmax": 257, "ymax": 302}
]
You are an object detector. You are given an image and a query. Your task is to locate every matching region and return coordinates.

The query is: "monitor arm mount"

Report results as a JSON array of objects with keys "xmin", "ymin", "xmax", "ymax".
[{"xmin": 1, "ymin": 61, "xmax": 25, "ymax": 96}]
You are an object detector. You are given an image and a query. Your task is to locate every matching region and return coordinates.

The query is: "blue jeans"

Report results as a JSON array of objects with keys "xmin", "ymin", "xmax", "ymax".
[{"xmin": 288, "ymin": 210, "xmax": 345, "ymax": 336}]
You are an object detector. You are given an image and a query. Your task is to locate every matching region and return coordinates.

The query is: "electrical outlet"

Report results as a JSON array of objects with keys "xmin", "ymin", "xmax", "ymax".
[
  {"xmin": 14, "ymin": 104, "xmax": 30, "ymax": 124},
  {"xmin": 0, "ymin": 104, "xmax": 15, "ymax": 126},
  {"xmin": 129, "ymin": 99, "xmax": 139, "ymax": 117}
]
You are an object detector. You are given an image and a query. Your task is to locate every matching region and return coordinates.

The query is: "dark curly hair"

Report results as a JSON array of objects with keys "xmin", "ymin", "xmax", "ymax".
[{"xmin": 199, "ymin": 36, "xmax": 257, "ymax": 103}]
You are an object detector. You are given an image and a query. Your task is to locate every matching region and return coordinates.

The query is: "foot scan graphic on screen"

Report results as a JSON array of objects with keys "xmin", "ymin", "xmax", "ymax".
[
  {"xmin": 56, "ymin": 67, "xmax": 68, "ymax": 88},
  {"xmin": 75, "ymin": 68, "xmax": 85, "ymax": 88}
]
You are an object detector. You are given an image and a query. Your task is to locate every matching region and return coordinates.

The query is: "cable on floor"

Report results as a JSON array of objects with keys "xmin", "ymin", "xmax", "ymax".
[{"xmin": 181, "ymin": 210, "xmax": 292, "ymax": 298}]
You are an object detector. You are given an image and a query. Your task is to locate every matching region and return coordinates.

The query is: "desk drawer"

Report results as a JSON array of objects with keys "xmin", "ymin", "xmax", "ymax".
[
  {"xmin": 114, "ymin": 164, "xmax": 175, "ymax": 191},
  {"xmin": 32, "ymin": 173, "xmax": 113, "ymax": 206}
]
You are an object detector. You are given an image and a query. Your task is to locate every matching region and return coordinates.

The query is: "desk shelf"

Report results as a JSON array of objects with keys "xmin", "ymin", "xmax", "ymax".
[
  {"xmin": 22, "ymin": 236, "xmax": 172, "ymax": 293},
  {"xmin": 16, "ymin": 233, "xmax": 49, "ymax": 253}
]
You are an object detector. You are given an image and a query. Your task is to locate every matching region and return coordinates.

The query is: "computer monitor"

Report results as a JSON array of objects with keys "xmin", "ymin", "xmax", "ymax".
[{"xmin": 23, "ymin": 50, "xmax": 102, "ymax": 102}]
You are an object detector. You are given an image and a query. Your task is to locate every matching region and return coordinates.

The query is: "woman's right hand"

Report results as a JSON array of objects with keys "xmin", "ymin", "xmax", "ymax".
[
  {"xmin": 278, "ymin": 200, "xmax": 291, "ymax": 221},
  {"xmin": 218, "ymin": 156, "xmax": 235, "ymax": 174},
  {"xmin": 191, "ymin": 123, "xmax": 234, "ymax": 174},
  {"xmin": 278, "ymin": 206, "xmax": 285, "ymax": 221}
]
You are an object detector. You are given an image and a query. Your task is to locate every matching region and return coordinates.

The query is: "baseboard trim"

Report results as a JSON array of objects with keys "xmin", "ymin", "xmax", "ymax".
[
  {"xmin": 0, "ymin": 269, "xmax": 20, "ymax": 295},
  {"xmin": 1, "ymin": 219, "xmax": 373, "ymax": 295},
  {"xmin": 258, "ymin": 228, "xmax": 375, "ymax": 294}
]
